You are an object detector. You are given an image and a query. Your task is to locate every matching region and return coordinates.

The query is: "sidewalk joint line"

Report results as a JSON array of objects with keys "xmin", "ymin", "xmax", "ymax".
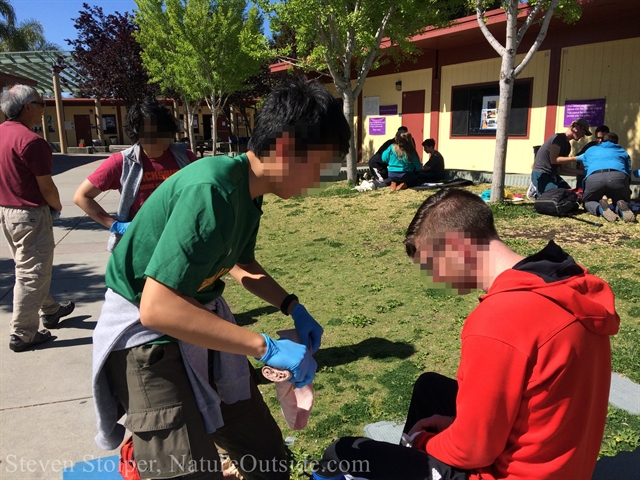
[{"xmin": 1, "ymin": 396, "xmax": 92, "ymax": 411}]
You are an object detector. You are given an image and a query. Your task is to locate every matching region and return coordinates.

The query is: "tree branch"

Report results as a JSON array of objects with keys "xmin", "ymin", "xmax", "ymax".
[
  {"xmin": 353, "ymin": 5, "xmax": 394, "ymax": 98},
  {"xmin": 516, "ymin": 3, "xmax": 541, "ymax": 44},
  {"xmin": 514, "ymin": 0, "xmax": 560, "ymax": 77},
  {"xmin": 476, "ymin": 0, "xmax": 505, "ymax": 57}
]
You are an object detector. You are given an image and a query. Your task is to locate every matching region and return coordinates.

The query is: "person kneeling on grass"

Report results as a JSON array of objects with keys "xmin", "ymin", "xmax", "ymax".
[
  {"xmin": 92, "ymin": 77, "xmax": 350, "ymax": 480},
  {"xmin": 315, "ymin": 188, "xmax": 619, "ymax": 480}
]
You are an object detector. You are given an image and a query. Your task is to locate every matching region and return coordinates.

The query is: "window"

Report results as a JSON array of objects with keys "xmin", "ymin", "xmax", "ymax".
[
  {"xmin": 102, "ymin": 114, "xmax": 117, "ymax": 134},
  {"xmin": 451, "ymin": 79, "xmax": 532, "ymax": 136}
]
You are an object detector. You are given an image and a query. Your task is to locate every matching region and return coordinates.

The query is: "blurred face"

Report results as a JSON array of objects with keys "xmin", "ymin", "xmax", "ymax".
[
  {"xmin": 571, "ymin": 124, "xmax": 587, "ymax": 140},
  {"xmin": 414, "ymin": 231, "xmax": 488, "ymax": 295},
  {"xmin": 263, "ymin": 131, "xmax": 343, "ymax": 198},
  {"xmin": 596, "ymin": 131, "xmax": 606, "ymax": 144},
  {"xmin": 138, "ymin": 117, "xmax": 172, "ymax": 156}
]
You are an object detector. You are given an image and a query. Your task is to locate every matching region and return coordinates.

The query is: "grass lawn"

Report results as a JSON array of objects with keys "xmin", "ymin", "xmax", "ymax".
[{"xmin": 222, "ymin": 181, "xmax": 640, "ymax": 476}]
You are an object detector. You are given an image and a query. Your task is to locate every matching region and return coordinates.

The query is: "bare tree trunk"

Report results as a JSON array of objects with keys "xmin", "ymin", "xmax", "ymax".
[
  {"xmin": 183, "ymin": 99, "xmax": 197, "ymax": 152},
  {"xmin": 205, "ymin": 94, "xmax": 219, "ymax": 153},
  {"xmin": 342, "ymin": 90, "xmax": 357, "ymax": 184},
  {"xmin": 490, "ymin": 68, "xmax": 516, "ymax": 202},
  {"xmin": 489, "ymin": 3, "xmax": 518, "ymax": 203}
]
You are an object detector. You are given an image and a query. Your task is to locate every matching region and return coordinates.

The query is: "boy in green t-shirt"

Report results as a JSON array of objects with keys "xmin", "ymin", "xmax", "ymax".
[{"xmin": 92, "ymin": 78, "xmax": 350, "ymax": 479}]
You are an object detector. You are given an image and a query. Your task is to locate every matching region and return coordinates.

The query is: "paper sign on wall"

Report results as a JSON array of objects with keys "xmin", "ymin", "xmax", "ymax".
[
  {"xmin": 64, "ymin": 121, "xmax": 74, "ymax": 130},
  {"xmin": 364, "ymin": 96, "xmax": 380, "ymax": 116},
  {"xmin": 564, "ymin": 99, "xmax": 606, "ymax": 127},
  {"xmin": 479, "ymin": 95, "xmax": 499, "ymax": 130},
  {"xmin": 379, "ymin": 105, "xmax": 398, "ymax": 115},
  {"xmin": 369, "ymin": 117, "xmax": 386, "ymax": 135}
]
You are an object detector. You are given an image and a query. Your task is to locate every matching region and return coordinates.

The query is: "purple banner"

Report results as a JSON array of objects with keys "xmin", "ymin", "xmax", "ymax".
[
  {"xmin": 564, "ymin": 99, "xmax": 606, "ymax": 127},
  {"xmin": 379, "ymin": 105, "xmax": 398, "ymax": 115},
  {"xmin": 369, "ymin": 117, "xmax": 386, "ymax": 135}
]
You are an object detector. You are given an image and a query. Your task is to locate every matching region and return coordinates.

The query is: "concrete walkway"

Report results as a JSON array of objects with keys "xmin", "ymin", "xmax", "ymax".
[{"xmin": 0, "ymin": 154, "xmax": 638, "ymax": 479}]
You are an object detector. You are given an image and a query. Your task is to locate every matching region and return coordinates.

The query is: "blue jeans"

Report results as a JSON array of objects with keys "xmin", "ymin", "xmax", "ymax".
[{"xmin": 531, "ymin": 171, "xmax": 570, "ymax": 194}]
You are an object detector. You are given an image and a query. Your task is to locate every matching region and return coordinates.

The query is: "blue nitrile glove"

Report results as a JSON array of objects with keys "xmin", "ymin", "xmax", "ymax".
[
  {"xmin": 633, "ymin": 169, "xmax": 640, "ymax": 178},
  {"xmin": 109, "ymin": 221, "xmax": 131, "ymax": 235},
  {"xmin": 291, "ymin": 303, "xmax": 324, "ymax": 354},
  {"xmin": 257, "ymin": 334, "xmax": 317, "ymax": 388},
  {"xmin": 49, "ymin": 207, "xmax": 61, "ymax": 220}
]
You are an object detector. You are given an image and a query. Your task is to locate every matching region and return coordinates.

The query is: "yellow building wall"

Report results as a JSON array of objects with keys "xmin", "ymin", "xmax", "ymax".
[
  {"xmin": 439, "ymin": 52, "xmax": 550, "ymax": 174},
  {"xmin": 556, "ymin": 38, "xmax": 640, "ymax": 169},
  {"xmin": 360, "ymin": 69, "xmax": 432, "ymax": 161},
  {"xmin": 42, "ymin": 103, "xmax": 125, "ymax": 146}
]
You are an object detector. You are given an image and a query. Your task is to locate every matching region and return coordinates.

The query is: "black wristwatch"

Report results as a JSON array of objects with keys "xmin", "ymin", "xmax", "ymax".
[{"xmin": 280, "ymin": 294, "xmax": 299, "ymax": 315}]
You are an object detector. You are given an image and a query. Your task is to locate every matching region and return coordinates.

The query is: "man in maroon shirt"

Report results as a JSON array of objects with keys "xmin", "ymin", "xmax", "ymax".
[{"xmin": 0, "ymin": 85, "xmax": 75, "ymax": 352}]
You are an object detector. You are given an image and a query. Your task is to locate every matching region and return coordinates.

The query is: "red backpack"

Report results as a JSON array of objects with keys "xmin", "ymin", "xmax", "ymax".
[{"xmin": 119, "ymin": 436, "xmax": 141, "ymax": 480}]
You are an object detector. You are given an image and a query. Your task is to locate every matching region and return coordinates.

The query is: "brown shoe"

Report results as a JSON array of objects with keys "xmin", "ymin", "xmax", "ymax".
[
  {"xmin": 390, "ymin": 182, "xmax": 398, "ymax": 191},
  {"xmin": 616, "ymin": 200, "xmax": 636, "ymax": 223},
  {"xmin": 396, "ymin": 182, "xmax": 407, "ymax": 190}
]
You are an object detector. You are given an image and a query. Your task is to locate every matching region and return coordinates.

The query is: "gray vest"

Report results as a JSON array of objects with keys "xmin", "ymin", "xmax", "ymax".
[{"xmin": 107, "ymin": 142, "xmax": 191, "ymax": 251}]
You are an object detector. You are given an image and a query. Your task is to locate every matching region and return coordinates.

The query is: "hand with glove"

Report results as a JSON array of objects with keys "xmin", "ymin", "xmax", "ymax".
[
  {"xmin": 109, "ymin": 220, "xmax": 131, "ymax": 235},
  {"xmin": 49, "ymin": 207, "xmax": 61, "ymax": 220},
  {"xmin": 257, "ymin": 334, "xmax": 317, "ymax": 388},
  {"xmin": 291, "ymin": 303, "xmax": 324, "ymax": 354}
]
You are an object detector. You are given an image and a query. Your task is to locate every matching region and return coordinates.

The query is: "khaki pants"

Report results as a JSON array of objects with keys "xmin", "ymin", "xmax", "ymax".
[
  {"xmin": 105, "ymin": 343, "xmax": 289, "ymax": 480},
  {"xmin": 0, "ymin": 206, "xmax": 59, "ymax": 342}
]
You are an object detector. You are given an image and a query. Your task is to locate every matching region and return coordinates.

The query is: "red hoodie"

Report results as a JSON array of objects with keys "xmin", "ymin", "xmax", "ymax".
[{"xmin": 416, "ymin": 241, "xmax": 619, "ymax": 479}]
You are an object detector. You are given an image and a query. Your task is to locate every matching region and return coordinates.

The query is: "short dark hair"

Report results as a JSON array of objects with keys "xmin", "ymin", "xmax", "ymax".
[
  {"xmin": 422, "ymin": 138, "xmax": 435, "ymax": 148},
  {"xmin": 595, "ymin": 125, "xmax": 609, "ymax": 135},
  {"xmin": 397, "ymin": 126, "xmax": 408, "ymax": 134},
  {"xmin": 404, "ymin": 189, "xmax": 499, "ymax": 258},
  {"xmin": 125, "ymin": 97, "xmax": 178, "ymax": 143},
  {"xmin": 603, "ymin": 132, "xmax": 619, "ymax": 144},
  {"xmin": 248, "ymin": 76, "xmax": 350, "ymax": 158}
]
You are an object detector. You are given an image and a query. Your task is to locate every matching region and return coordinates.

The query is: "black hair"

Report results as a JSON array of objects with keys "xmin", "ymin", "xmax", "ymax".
[
  {"xmin": 124, "ymin": 97, "xmax": 178, "ymax": 143},
  {"xmin": 422, "ymin": 138, "xmax": 436, "ymax": 148},
  {"xmin": 397, "ymin": 126, "xmax": 408, "ymax": 134},
  {"xmin": 248, "ymin": 76, "xmax": 351, "ymax": 158},
  {"xmin": 595, "ymin": 125, "xmax": 610, "ymax": 135},
  {"xmin": 603, "ymin": 132, "xmax": 619, "ymax": 144},
  {"xmin": 404, "ymin": 188, "xmax": 499, "ymax": 258}
]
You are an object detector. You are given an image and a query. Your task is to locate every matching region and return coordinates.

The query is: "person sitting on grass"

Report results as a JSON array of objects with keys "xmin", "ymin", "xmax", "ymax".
[
  {"xmin": 74, "ymin": 97, "xmax": 197, "ymax": 251},
  {"xmin": 92, "ymin": 77, "xmax": 350, "ymax": 480},
  {"xmin": 368, "ymin": 126, "xmax": 409, "ymax": 183},
  {"xmin": 418, "ymin": 138, "xmax": 445, "ymax": 183},
  {"xmin": 558, "ymin": 132, "xmax": 635, "ymax": 223},
  {"xmin": 315, "ymin": 188, "xmax": 619, "ymax": 480},
  {"xmin": 381, "ymin": 131, "xmax": 422, "ymax": 191}
]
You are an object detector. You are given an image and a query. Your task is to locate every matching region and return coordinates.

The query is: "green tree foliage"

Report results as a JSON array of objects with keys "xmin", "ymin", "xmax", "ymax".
[
  {"xmin": 0, "ymin": 0, "xmax": 57, "ymax": 52},
  {"xmin": 260, "ymin": 0, "xmax": 466, "ymax": 182},
  {"xmin": 474, "ymin": 0, "xmax": 582, "ymax": 202},
  {"xmin": 134, "ymin": 0, "xmax": 270, "ymax": 147}
]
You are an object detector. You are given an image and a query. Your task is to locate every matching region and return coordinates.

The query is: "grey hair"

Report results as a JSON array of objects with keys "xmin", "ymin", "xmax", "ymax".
[{"xmin": 1, "ymin": 85, "xmax": 37, "ymax": 119}]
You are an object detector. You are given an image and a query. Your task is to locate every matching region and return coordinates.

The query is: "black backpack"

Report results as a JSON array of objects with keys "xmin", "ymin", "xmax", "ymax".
[{"xmin": 534, "ymin": 188, "xmax": 580, "ymax": 216}]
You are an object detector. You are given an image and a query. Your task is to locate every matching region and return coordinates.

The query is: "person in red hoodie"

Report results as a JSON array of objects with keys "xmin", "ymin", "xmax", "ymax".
[{"xmin": 315, "ymin": 188, "xmax": 619, "ymax": 480}]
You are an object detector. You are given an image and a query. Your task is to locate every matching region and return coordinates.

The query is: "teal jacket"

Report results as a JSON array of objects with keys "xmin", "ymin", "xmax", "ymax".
[{"xmin": 381, "ymin": 144, "xmax": 422, "ymax": 173}]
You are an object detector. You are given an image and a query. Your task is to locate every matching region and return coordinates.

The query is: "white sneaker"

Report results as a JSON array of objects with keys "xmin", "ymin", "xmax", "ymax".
[{"xmin": 526, "ymin": 182, "xmax": 537, "ymax": 201}]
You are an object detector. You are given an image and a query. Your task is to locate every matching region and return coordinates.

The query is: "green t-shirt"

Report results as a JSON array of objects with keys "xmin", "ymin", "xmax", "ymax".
[{"xmin": 105, "ymin": 154, "xmax": 263, "ymax": 305}]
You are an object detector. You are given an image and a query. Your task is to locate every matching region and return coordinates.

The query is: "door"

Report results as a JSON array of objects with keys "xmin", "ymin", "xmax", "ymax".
[
  {"xmin": 401, "ymin": 90, "xmax": 426, "ymax": 160},
  {"xmin": 202, "ymin": 114, "xmax": 212, "ymax": 141},
  {"xmin": 74, "ymin": 114, "xmax": 92, "ymax": 146},
  {"xmin": 217, "ymin": 114, "xmax": 230, "ymax": 142}
]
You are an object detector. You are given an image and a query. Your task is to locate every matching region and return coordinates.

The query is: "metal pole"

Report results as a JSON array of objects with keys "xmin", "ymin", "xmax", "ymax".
[{"xmin": 94, "ymin": 98, "xmax": 104, "ymax": 144}]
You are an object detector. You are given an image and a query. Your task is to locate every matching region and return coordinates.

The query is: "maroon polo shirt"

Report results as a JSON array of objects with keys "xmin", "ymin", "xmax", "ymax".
[{"xmin": 0, "ymin": 120, "xmax": 53, "ymax": 207}]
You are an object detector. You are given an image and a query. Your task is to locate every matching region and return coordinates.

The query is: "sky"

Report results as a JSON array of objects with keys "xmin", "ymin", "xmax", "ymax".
[{"xmin": 12, "ymin": 0, "xmax": 139, "ymax": 49}]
